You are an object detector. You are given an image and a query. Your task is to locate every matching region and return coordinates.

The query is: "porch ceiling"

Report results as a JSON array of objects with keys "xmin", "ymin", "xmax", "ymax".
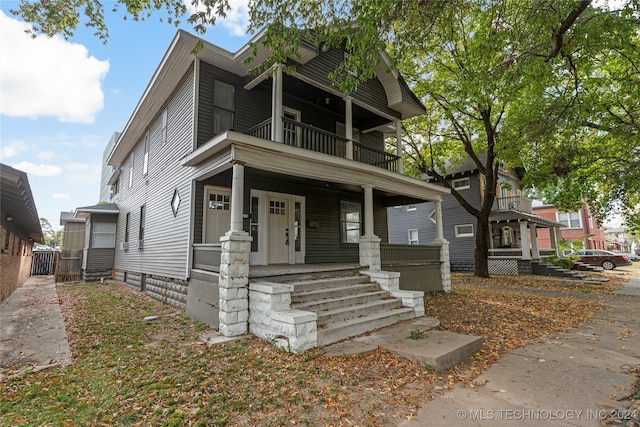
[{"xmin": 490, "ymin": 211, "xmax": 565, "ymax": 228}]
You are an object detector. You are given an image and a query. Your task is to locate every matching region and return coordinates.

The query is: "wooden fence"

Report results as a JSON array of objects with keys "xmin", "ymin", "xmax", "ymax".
[
  {"xmin": 31, "ymin": 250, "xmax": 56, "ymax": 276},
  {"xmin": 30, "ymin": 250, "xmax": 83, "ymax": 282},
  {"xmin": 55, "ymin": 249, "xmax": 83, "ymax": 282}
]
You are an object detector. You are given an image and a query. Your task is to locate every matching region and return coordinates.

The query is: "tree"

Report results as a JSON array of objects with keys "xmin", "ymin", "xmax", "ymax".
[
  {"xmin": 15, "ymin": 0, "xmax": 639, "ymax": 275},
  {"xmin": 40, "ymin": 218, "xmax": 62, "ymax": 248}
]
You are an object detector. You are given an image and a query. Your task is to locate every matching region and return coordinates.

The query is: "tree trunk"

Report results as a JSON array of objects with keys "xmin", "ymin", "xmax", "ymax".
[{"xmin": 474, "ymin": 213, "xmax": 490, "ymax": 278}]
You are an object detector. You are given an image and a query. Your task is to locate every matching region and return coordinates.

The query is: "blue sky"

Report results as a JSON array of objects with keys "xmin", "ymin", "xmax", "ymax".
[{"xmin": 0, "ymin": 0, "xmax": 251, "ymax": 229}]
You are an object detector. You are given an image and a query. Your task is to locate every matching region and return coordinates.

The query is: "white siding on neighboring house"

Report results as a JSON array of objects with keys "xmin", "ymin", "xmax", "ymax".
[{"xmin": 113, "ymin": 65, "xmax": 195, "ymax": 280}]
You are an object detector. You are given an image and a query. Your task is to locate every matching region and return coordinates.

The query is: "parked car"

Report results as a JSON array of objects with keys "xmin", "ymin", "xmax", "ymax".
[
  {"xmin": 615, "ymin": 252, "xmax": 640, "ymax": 262},
  {"xmin": 570, "ymin": 250, "xmax": 632, "ymax": 270}
]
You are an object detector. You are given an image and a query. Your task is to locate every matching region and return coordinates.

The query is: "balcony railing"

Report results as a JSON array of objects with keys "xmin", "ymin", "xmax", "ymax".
[
  {"xmin": 245, "ymin": 118, "xmax": 400, "ymax": 172},
  {"xmin": 496, "ymin": 196, "xmax": 533, "ymax": 214}
]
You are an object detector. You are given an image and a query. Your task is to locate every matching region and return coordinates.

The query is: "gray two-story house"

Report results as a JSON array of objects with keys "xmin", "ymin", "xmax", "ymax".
[
  {"xmin": 389, "ymin": 157, "xmax": 564, "ymax": 275},
  {"xmin": 102, "ymin": 29, "xmax": 451, "ymax": 352}
]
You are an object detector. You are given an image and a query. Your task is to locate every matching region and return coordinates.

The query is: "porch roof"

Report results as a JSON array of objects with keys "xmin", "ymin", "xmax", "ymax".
[
  {"xmin": 490, "ymin": 210, "xmax": 565, "ymax": 229},
  {"xmin": 182, "ymin": 131, "xmax": 450, "ymax": 202}
]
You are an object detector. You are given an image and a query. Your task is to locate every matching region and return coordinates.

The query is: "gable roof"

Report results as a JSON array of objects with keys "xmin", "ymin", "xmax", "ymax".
[
  {"xmin": 1, "ymin": 163, "xmax": 44, "ymax": 243},
  {"xmin": 74, "ymin": 203, "xmax": 120, "ymax": 219},
  {"xmin": 107, "ymin": 29, "xmax": 424, "ymax": 166}
]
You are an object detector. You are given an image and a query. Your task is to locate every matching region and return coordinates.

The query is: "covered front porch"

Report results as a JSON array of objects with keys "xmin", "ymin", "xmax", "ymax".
[
  {"xmin": 182, "ymin": 131, "xmax": 451, "ymax": 350},
  {"xmin": 487, "ymin": 211, "xmax": 564, "ymax": 275}
]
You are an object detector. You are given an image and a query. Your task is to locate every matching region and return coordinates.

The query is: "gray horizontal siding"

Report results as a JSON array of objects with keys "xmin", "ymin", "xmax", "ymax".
[
  {"xmin": 86, "ymin": 248, "xmax": 115, "ymax": 270},
  {"xmin": 112, "ymin": 64, "xmax": 195, "ymax": 280}
]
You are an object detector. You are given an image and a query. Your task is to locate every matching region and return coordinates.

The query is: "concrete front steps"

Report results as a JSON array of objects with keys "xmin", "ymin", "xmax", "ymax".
[
  {"xmin": 531, "ymin": 260, "xmax": 609, "ymax": 283},
  {"xmin": 290, "ymin": 275, "xmax": 417, "ymax": 347}
]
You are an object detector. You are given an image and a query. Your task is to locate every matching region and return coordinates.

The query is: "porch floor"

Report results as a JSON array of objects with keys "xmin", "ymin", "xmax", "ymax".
[{"xmin": 249, "ymin": 263, "xmax": 362, "ymax": 280}]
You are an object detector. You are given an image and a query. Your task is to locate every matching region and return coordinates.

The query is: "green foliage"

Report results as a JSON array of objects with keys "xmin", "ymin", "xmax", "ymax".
[
  {"xmin": 543, "ymin": 254, "xmax": 578, "ymax": 270},
  {"xmin": 409, "ymin": 329, "xmax": 425, "ymax": 340},
  {"xmin": 39, "ymin": 217, "xmax": 62, "ymax": 247}
]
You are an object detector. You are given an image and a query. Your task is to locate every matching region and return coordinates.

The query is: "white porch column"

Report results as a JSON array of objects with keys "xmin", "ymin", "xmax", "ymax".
[
  {"xmin": 359, "ymin": 185, "xmax": 381, "ymax": 271},
  {"xmin": 344, "ymin": 96, "xmax": 353, "ymax": 160},
  {"xmin": 519, "ymin": 221, "xmax": 531, "ymax": 260},
  {"xmin": 363, "ymin": 185, "xmax": 374, "ymax": 237},
  {"xmin": 434, "ymin": 200, "xmax": 444, "ymax": 242},
  {"xmin": 550, "ymin": 226, "xmax": 560, "ymax": 256},
  {"xmin": 271, "ymin": 64, "xmax": 283, "ymax": 143},
  {"xmin": 488, "ymin": 223, "xmax": 494, "ymax": 249},
  {"xmin": 230, "ymin": 161, "xmax": 245, "ymax": 232},
  {"xmin": 219, "ymin": 160, "xmax": 252, "ymax": 337},
  {"xmin": 395, "ymin": 120, "xmax": 404, "ymax": 174},
  {"xmin": 530, "ymin": 224, "xmax": 540, "ymax": 260}
]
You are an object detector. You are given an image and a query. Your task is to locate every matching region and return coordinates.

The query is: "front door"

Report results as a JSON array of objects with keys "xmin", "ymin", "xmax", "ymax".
[
  {"xmin": 203, "ymin": 186, "xmax": 231, "ymax": 243},
  {"xmin": 268, "ymin": 196, "xmax": 289, "ymax": 264}
]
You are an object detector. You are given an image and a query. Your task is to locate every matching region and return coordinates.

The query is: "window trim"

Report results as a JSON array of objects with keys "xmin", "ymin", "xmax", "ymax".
[
  {"xmin": 408, "ymin": 228, "xmax": 419, "ymax": 245},
  {"xmin": 452, "ymin": 177, "xmax": 470, "ymax": 190},
  {"xmin": 406, "ymin": 204, "xmax": 417, "ymax": 212},
  {"xmin": 213, "ymin": 79, "xmax": 236, "ymax": 135},
  {"xmin": 556, "ymin": 211, "xmax": 581, "ymax": 228},
  {"xmin": 143, "ymin": 132, "xmax": 149, "ymax": 176},
  {"xmin": 340, "ymin": 200, "xmax": 362, "ymax": 244},
  {"xmin": 139, "ymin": 205, "xmax": 146, "ymax": 249},
  {"xmin": 161, "ymin": 108, "xmax": 168, "ymax": 145},
  {"xmin": 455, "ymin": 224, "xmax": 474, "ymax": 237}
]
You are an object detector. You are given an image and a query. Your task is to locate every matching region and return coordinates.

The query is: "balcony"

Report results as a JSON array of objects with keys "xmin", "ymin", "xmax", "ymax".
[
  {"xmin": 496, "ymin": 196, "xmax": 532, "ymax": 214},
  {"xmin": 246, "ymin": 117, "xmax": 400, "ymax": 172}
]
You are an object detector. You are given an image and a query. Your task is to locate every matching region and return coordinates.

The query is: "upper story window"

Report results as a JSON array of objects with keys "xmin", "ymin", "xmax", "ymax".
[
  {"xmin": 112, "ymin": 179, "xmax": 119, "ymax": 198},
  {"xmin": 213, "ymin": 80, "xmax": 235, "ymax": 135},
  {"xmin": 128, "ymin": 154, "xmax": 134, "ymax": 189},
  {"xmin": 406, "ymin": 204, "xmax": 417, "ymax": 212},
  {"xmin": 455, "ymin": 224, "xmax": 474, "ymax": 237},
  {"xmin": 557, "ymin": 211, "xmax": 581, "ymax": 228},
  {"xmin": 162, "ymin": 108, "xmax": 168, "ymax": 145},
  {"xmin": 143, "ymin": 132, "xmax": 149, "ymax": 176},
  {"xmin": 452, "ymin": 177, "xmax": 470, "ymax": 190}
]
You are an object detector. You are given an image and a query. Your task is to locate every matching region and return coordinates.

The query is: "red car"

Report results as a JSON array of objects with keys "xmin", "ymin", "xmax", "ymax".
[{"xmin": 571, "ymin": 250, "xmax": 632, "ymax": 270}]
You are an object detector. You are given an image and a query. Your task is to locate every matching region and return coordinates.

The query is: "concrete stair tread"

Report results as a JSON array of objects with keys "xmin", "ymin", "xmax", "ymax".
[
  {"xmin": 292, "ymin": 290, "xmax": 390, "ymax": 310},
  {"xmin": 291, "ymin": 283, "xmax": 380, "ymax": 303},
  {"xmin": 317, "ymin": 307, "xmax": 416, "ymax": 347},
  {"xmin": 288, "ymin": 275, "xmax": 367, "ymax": 292},
  {"xmin": 315, "ymin": 298, "xmax": 402, "ymax": 325}
]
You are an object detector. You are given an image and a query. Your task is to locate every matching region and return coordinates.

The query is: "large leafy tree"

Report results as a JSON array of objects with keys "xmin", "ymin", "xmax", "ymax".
[{"xmin": 14, "ymin": 0, "xmax": 639, "ymax": 274}]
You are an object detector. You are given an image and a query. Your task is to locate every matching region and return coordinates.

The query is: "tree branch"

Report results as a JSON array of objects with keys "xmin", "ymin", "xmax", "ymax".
[{"xmin": 545, "ymin": 0, "xmax": 591, "ymax": 62}]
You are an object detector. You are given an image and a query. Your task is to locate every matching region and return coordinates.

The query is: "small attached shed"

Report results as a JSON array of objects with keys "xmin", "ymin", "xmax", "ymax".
[{"xmin": 74, "ymin": 203, "xmax": 119, "ymax": 281}]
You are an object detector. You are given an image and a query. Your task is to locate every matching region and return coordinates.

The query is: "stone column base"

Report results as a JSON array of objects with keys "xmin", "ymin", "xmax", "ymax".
[
  {"xmin": 218, "ymin": 231, "xmax": 252, "ymax": 337},
  {"xmin": 359, "ymin": 235, "xmax": 381, "ymax": 271}
]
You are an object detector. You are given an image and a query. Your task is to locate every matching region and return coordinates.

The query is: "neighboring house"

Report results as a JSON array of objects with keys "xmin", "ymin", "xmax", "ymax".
[
  {"xmin": 389, "ymin": 157, "xmax": 564, "ymax": 275},
  {"xmin": 73, "ymin": 203, "xmax": 119, "ymax": 281},
  {"xmin": 60, "ymin": 211, "xmax": 86, "ymax": 250},
  {"xmin": 99, "ymin": 132, "xmax": 121, "ymax": 203},
  {"xmin": 533, "ymin": 200, "xmax": 606, "ymax": 251},
  {"xmin": 99, "ymin": 29, "xmax": 451, "ymax": 352},
  {"xmin": 1, "ymin": 164, "xmax": 44, "ymax": 301},
  {"xmin": 604, "ymin": 227, "xmax": 632, "ymax": 253}
]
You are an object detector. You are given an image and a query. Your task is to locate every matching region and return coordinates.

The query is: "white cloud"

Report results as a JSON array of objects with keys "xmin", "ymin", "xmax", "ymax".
[
  {"xmin": 185, "ymin": 0, "xmax": 250, "ymax": 36},
  {"xmin": 38, "ymin": 150, "xmax": 56, "ymax": 160},
  {"xmin": 52, "ymin": 193, "xmax": 71, "ymax": 200},
  {"xmin": 0, "ymin": 139, "xmax": 29, "ymax": 160},
  {"xmin": 0, "ymin": 10, "xmax": 110, "ymax": 123},
  {"xmin": 66, "ymin": 162, "xmax": 90, "ymax": 171},
  {"xmin": 12, "ymin": 161, "xmax": 62, "ymax": 176}
]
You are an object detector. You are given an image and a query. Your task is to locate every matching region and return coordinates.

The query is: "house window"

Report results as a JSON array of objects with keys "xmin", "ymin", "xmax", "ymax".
[
  {"xmin": 128, "ymin": 154, "xmax": 134, "ymax": 189},
  {"xmin": 250, "ymin": 196, "xmax": 259, "ymax": 252},
  {"xmin": 406, "ymin": 204, "xmax": 417, "ymax": 212},
  {"xmin": 209, "ymin": 193, "xmax": 230, "ymax": 210},
  {"xmin": 1, "ymin": 229, "xmax": 8, "ymax": 252},
  {"xmin": 112, "ymin": 179, "xmax": 119, "ymax": 198},
  {"xmin": 557, "ymin": 211, "xmax": 581, "ymax": 228},
  {"xmin": 340, "ymin": 201, "xmax": 361, "ymax": 243},
  {"xmin": 124, "ymin": 213, "xmax": 130, "ymax": 243},
  {"xmin": 92, "ymin": 223, "xmax": 116, "ymax": 248},
  {"xmin": 453, "ymin": 177, "xmax": 470, "ymax": 190},
  {"xmin": 213, "ymin": 80, "xmax": 235, "ymax": 135},
  {"xmin": 162, "ymin": 108, "xmax": 168, "ymax": 145},
  {"xmin": 139, "ymin": 205, "xmax": 146, "ymax": 244},
  {"xmin": 455, "ymin": 224, "xmax": 474, "ymax": 237},
  {"xmin": 428, "ymin": 209, "xmax": 437, "ymax": 224},
  {"xmin": 143, "ymin": 132, "xmax": 149, "ymax": 176},
  {"xmin": 408, "ymin": 229, "xmax": 419, "ymax": 245}
]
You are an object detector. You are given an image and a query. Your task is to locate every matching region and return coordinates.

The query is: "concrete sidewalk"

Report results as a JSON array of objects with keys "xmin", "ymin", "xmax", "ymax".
[
  {"xmin": 399, "ymin": 278, "xmax": 640, "ymax": 427},
  {"xmin": 0, "ymin": 276, "xmax": 72, "ymax": 376}
]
